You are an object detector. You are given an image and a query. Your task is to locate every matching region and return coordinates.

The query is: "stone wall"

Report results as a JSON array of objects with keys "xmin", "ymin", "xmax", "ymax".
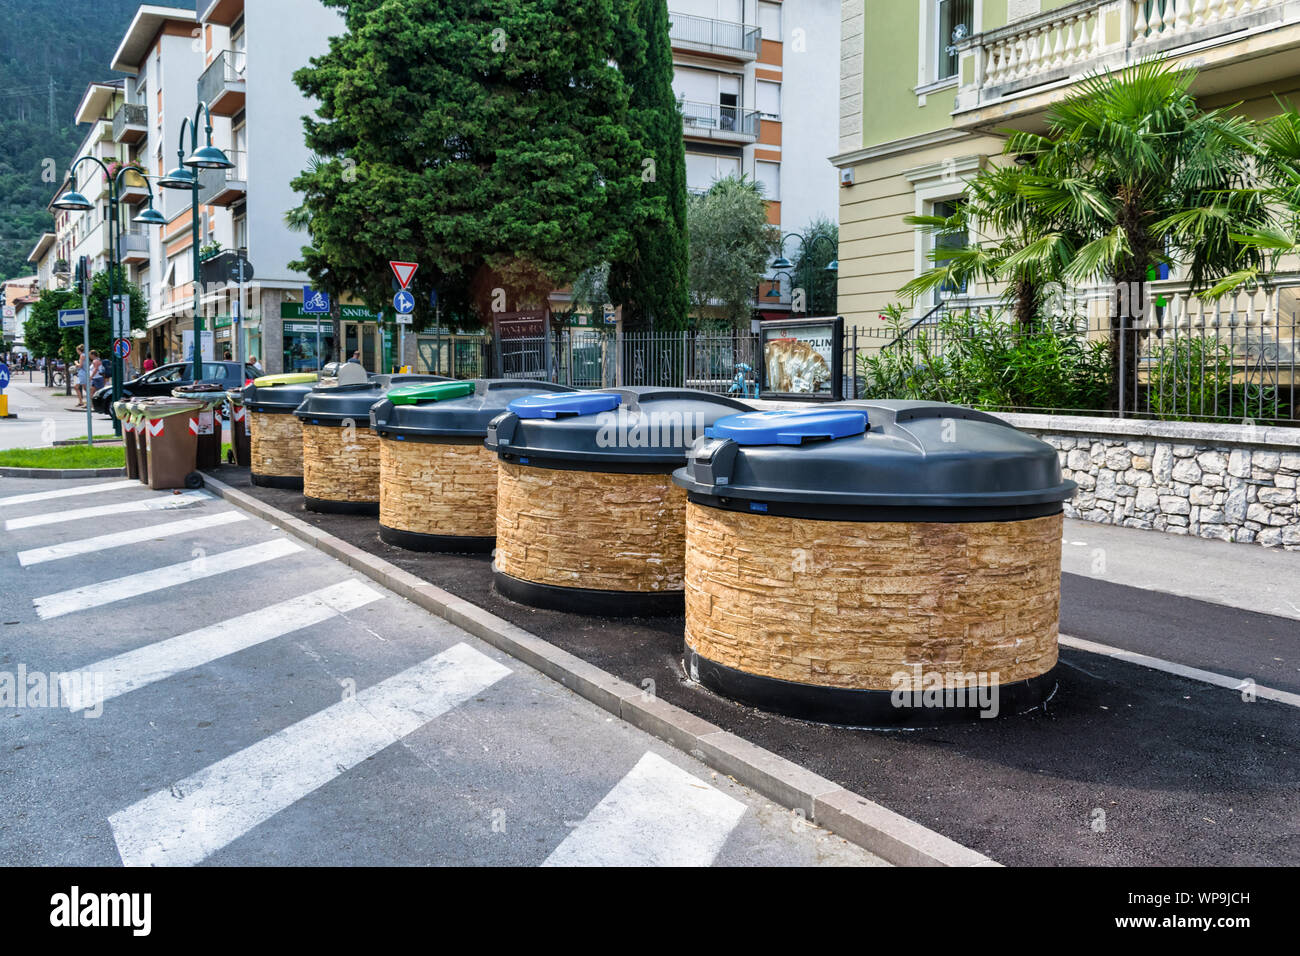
[{"xmin": 1000, "ymin": 414, "xmax": 1300, "ymax": 551}]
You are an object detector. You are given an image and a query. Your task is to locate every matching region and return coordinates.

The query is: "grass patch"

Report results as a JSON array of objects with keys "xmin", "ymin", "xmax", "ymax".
[{"xmin": 0, "ymin": 446, "xmax": 126, "ymax": 470}]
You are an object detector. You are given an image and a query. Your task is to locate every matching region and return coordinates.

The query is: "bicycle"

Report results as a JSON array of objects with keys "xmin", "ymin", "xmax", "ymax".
[{"xmin": 727, "ymin": 363, "xmax": 760, "ymax": 399}]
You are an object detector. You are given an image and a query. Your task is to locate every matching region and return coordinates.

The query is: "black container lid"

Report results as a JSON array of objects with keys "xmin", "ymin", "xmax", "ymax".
[
  {"xmin": 673, "ymin": 400, "xmax": 1076, "ymax": 521},
  {"xmin": 484, "ymin": 387, "xmax": 753, "ymax": 471},
  {"xmin": 371, "ymin": 379, "xmax": 577, "ymax": 441},
  {"xmin": 241, "ymin": 374, "xmax": 320, "ymax": 414},
  {"xmin": 294, "ymin": 373, "xmax": 448, "ymax": 425}
]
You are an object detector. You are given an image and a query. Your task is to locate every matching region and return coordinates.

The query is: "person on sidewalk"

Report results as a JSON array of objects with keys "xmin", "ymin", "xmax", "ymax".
[
  {"xmin": 89, "ymin": 352, "xmax": 105, "ymax": 402},
  {"xmin": 248, "ymin": 355, "xmax": 263, "ymax": 374},
  {"xmin": 72, "ymin": 346, "xmax": 86, "ymax": 408},
  {"xmin": 142, "ymin": 352, "xmax": 156, "ymax": 373}
]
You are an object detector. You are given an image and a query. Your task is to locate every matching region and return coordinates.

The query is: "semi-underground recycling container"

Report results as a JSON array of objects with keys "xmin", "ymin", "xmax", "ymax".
[
  {"xmin": 671, "ymin": 401, "xmax": 1077, "ymax": 725},
  {"xmin": 226, "ymin": 388, "xmax": 251, "ymax": 467},
  {"xmin": 484, "ymin": 387, "xmax": 751, "ymax": 616},
  {"xmin": 370, "ymin": 379, "xmax": 577, "ymax": 552},
  {"xmin": 295, "ymin": 372, "xmax": 448, "ymax": 515},
  {"xmin": 138, "ymin": 396, "xmax": 206, "ymax": 491},
  {"xmin": 242, "ymin": 373, "xmax": 318, "ymax": 489},
  {"xmin": 114, "ymin": 399, "xmax": 138, "ymax": 481},
  {"xmin": 172, "ymin": 383, "xmax": 226, "ymax": 469}
]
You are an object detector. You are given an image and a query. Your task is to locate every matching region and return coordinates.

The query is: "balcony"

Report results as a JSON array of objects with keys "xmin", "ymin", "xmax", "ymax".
[
  {"xmin": 669, "ymin": 12, "xmax": 761, "ymax": 60},
  {"xmin": 681, "ymin": 101, "xmax": 759, "ymax": 142},
  {"xmin": 197, "ymin": 149, "xmax": 247, "ymax": 207},
  {"xmin": 112, "ymin": 103, "xmax": 148, "ymax": 144},
  {"xmin": 953, "ymin": 0, "xmax": 1300, "ymax": 129},
  {"xmin": 198, "ymin": 50, "xmax": 246, "ymax": 117},
  {"xmin": 117, "ymin": 168, "xmax": 149, "ymax": 203},
  {"xmin": 119, "ymin": 228, "xmax": 151, "ymax": 265}
]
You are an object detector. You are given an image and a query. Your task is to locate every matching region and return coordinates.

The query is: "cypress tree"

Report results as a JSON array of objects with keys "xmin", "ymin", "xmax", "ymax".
[{"xmin": 608, "ymin": 0, "xmax": 689, "ymax": 332}]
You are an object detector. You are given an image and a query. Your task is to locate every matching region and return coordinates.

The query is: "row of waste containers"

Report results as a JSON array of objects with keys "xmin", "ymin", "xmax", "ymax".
[
  {"xmin": 113, "ymin": 383, "xmax": 252, "ymax": 491},
  {"xmin": 235, "ymin": 370, "xmax": 1076, "ymax": 725}
]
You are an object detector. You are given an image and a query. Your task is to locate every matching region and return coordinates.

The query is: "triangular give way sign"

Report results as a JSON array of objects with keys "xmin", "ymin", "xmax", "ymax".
[{"xmin": 390, "ymin": 261, "xmax": 419, "ymax": 289}]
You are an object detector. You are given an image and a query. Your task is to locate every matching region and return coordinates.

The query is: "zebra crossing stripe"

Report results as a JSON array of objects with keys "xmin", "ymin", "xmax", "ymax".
[
  {"xmin": 108, "ymin": 642, "xmax": 511, "ymax": 867},
  {"xmin": 18, "ymin": 511, "xmax": 248, "ymax": 567},
  {"xmin": 5, "ymin": 491, "xmax": 209, "ymax": 531},
  {"xmin": 62, "ymin": 579, "xmax": 383, "ymax": 712},
  {"xmin": 33, "ymin": 538, "xmax": 302, "ymax": 620},
  {"xmin": 0, "ymin": 479, "xmax": 139, "ymax": 509},
  {"xmin": 542, "ymin": 751, "xmax": 746, "ymax": 867}
]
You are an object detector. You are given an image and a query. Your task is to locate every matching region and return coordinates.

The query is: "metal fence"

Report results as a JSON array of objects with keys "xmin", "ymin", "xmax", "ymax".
[{"xmin": 845, "ymin": 294, "xmax": 1300, "ymax": 424}]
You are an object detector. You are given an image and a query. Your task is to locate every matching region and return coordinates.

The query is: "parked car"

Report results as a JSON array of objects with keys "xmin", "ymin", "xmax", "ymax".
[{"xmin": 92, "ymin": 361, "xmax": 259, "ymax": 416}]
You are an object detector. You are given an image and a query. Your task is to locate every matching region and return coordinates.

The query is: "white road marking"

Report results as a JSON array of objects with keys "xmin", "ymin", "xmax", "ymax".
[
  {"xmin": 1059, "ymin": 633, "xmax": 1300, "ymax": 708},
  {"xmin": 18, "ymin": 511, "xmax": 248, "ymax": 567},
  {"xmin": 33, "ymin": 538, "xmax": 302, "ymax": 620},
  {"xmin": 62, "ymin": 579, "xmax": 383, "ymax": 712},
  {"xmin": 109, "ymin": 642, "xmax": 511, "ymax": 867},
  {"xmin": 5, "ymin": 491, "xmax": 209, "ymax": 531},
  {"xmin": 0, "ymin": 479, "xmax": 139, "ymax": 509},
  {"xmin": 542, "ymin": 751, "xmax": 746, "ymax": 867}
]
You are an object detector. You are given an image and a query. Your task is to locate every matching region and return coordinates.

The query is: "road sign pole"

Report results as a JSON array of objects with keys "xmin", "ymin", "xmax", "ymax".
[
  {"xmin": 80, "ymin": 262, "xmax": 92, "ymax": 447},
  {"xmin": 235, "ymin": 259, "xmax": 245, "ymax": 369}
]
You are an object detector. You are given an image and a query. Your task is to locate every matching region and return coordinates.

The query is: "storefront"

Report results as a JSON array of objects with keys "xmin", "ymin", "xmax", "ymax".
[
  {"xmin": 213, "ymin": 313, "xmax": 262, "ymax": 364},
  {"xmin": 279, "ymin": 303, "xmax": 386, "ymax": 373}
]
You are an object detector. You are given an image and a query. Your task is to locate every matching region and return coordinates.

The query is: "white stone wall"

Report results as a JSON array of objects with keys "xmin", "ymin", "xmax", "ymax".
[{"xmin": 1000, "ymin": 414, "xmax": 1300, "ymax": 551}]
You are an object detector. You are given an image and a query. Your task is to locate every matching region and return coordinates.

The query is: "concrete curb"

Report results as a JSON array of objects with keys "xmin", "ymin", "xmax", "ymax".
[
  {"xmin": 203, "ymin": 472, "xmax": 998, "ymax": 868},
  {"xmin": 0, "ymin": 466, "xmax": 127, "ymax": 479}
]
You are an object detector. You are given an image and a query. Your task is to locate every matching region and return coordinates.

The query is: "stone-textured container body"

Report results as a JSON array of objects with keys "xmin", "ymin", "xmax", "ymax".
[
  {"xmin": 485, "ymin": 387, "xmax": 751, "ymax": 616},
  {"xmin": 673, "ymin": 402, "xmax": 1076, "ymax": 725},
  {"xmin": 242, "ymin": 374, "xmax": 318, "ymax": 489},
  {"xmin": 371, "ymin": 379, "xmax": 575, "ymax": 552},
  {"xmin": 295, "ymin": 371, "xmax": 447, "ymax": 515}
]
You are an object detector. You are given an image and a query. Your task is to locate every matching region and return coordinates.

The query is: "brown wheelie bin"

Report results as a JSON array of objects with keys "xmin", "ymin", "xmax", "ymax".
[
  {"xmin": 172, "ymin": 384, "xmax": 226, "ymax": 470},
  {"xmin": 139, "ymin": 397, "xmax": 205, "ymax": 490},
  {"xmin": 114, "ymin": 399, "xmax": 139, "ymax": 480}
]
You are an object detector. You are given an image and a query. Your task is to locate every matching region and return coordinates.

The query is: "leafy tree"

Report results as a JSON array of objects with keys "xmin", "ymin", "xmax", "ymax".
[
  {"xmin": 290, "ymin": 0, "xmax": 650, "ymax": 332},
  {"xmin": 607, "ymin": 0, "xmax": 689, "ymax": 331},
  {"xmin": 687, "ymin": 176, "xmax": 777, "ymax": 327},
  {"xmin": 789, "ymin": 216, "xmax": 838, "ymax": 316},
  {"xmin": 23, "ymin": 265, "xmax": 146, "ymax": 362}
]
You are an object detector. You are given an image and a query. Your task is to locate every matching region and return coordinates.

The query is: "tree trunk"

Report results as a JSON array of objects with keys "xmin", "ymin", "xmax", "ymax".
[
  {"xmin": 1012, "ymin": 277, "xmax": 1037, "ymax": 331},
  {"xmin": 1111, "ymin": 268, "xmax": 1145, "ymax": 415}
]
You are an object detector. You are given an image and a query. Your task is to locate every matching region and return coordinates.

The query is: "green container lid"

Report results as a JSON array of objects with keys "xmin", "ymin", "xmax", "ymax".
[
  {"xmin": 253, "ymin": 372, "xmax": 319, "ymax": 387},
  {"xmin": 387, "ymin": 381, "xmax": 476, "ymax": 406}
]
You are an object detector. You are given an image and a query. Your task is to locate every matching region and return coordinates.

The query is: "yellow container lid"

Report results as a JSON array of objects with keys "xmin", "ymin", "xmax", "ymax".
[{"xmin": 252, "ymin": 372, "xmax": 319, "ymax": 387}]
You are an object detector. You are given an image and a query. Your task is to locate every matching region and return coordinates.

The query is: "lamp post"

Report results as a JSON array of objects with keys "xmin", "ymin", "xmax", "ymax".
[
  {"xmin": 771, "ymin": 232, "xmax": 838, "ymax": 316},
  {"xmin": 53, "ymin": 157, "xmax": 168, "ymax": 437},
  {"xmin": 157, "ymin": 102, "xmax": 234, "ymax": 382}
]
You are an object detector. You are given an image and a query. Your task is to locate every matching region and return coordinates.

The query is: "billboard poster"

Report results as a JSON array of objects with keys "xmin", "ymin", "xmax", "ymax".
[{"xmin": 760, "ymin": 316, "xmax": 843, "ymax": 401}]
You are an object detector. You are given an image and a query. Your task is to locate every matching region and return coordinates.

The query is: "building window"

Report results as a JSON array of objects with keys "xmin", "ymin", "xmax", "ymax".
[
  {"xmin": 685, "ymin": 153, "xmax": 741, "ymax": 194},
  {"xmin": 758, "ymin": 1, "xmax": 781, "ymax": 40},
  {"xmin": 936, "ymin": 0, "xmax": 973, "ymax": 82},
  {"xmin": 929, "ymin": 198, "xmax": 967, "ymax": 305},
  {"xmin": 756, "ymin": 160, "xmax": 780, "ymax": 202},
  {"xmin": 756, "ymin": 80, "xmax": 780, "ymax": 119}
]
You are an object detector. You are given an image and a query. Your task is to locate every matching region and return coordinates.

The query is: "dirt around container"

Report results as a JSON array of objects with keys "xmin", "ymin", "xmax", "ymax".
[{"xmin": 139, "ymin": 397, "xmax": 205, "ymax": 490}]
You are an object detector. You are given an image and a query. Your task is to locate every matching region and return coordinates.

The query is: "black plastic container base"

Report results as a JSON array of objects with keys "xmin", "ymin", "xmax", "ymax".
[
  {"xmin": 304, "ymin": 495, "xmax": 379, "ymax": 517},
  {"xmin": 251, "ymin": 472, "xmax": 304, "ymax": 491},
  {"xmin": 493, "ymin": 570, "xmax": 684, "ymax": 618},
  {"xmin": 685, "ymin": 647, "xmax": 1058, "ymax": 727},
  {"xmin": 379, "ymin": 524, "xmax": 494, "ymax": 554}
]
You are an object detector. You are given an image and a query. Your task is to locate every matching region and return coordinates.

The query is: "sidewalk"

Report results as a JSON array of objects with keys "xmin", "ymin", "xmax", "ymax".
[{"xmin": 0, "ymin": 378, "xmax": 110, "ymax": 450}]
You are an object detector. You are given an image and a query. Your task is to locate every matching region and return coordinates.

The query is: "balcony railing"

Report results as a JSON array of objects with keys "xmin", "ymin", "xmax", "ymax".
[
  {"xmin": 112, "ymin": 103, "xmax": 148, "ymax": 142},
  {"xmin": 955, "ymin": 0, "xmax": 1293, "ymax": 116},
  {"xmin": 197, "ymin": 149, "xmax": 247, "ymax": 206},
  {"xmin": 668, "ymin": 12, "xmax": 761, "ymax": 55},
  {"xmin": 198, "ymin": 50, "xmax": 247, "ymax": 114},
  {"xmin": 681, "ymin": 101, "xmax": 760, "ymax": 137}
]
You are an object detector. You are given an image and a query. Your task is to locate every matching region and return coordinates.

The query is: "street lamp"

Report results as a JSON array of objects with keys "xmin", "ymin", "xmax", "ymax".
[
  {"xmin": 770, "ymin": 233, "xmax": 839, "ymax": 316},
  {"xmin": 53, "ymin": 157, "xmax": 168, "ymax": 435},
  {"xmin": 157, "ymin": 101, "xmax": 233, "ymax": 381}
]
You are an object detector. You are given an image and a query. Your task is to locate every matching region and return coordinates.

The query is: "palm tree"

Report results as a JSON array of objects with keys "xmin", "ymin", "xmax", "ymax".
[{"xmin": 1009, "ymin": 59, "xmax": 1265, "ymax": 410}]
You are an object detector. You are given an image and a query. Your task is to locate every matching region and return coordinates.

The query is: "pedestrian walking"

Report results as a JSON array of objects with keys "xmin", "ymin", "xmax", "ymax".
[
  {"xmin": 72, "ymin": 346, "xmax": 87, "ymax": 407},
  {"xmin": 143, "ymin": 352, "xmax": 156, "ymax": 373}
]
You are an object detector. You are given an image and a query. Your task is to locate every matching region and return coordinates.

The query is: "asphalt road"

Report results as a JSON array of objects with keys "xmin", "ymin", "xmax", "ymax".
[
  {"xmin": 222, "ymin": 467, "xmax": 1300, "ymax": 867},
  {"xmin": 0, "ymin": 475, "xmax": 882, "ymax": 867}
]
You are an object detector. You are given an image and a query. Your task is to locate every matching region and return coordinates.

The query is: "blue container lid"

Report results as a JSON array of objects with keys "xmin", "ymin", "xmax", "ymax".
[
  {"xmin": 508, "ymin": 392, "xmax": 622, "ymax": 419},
  {"xmin": 707, "ymin": 408, "xmax": 868, "ymax": 446}
]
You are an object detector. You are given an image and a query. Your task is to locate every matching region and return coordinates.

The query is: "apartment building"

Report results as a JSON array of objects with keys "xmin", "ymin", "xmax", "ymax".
[
  {"xmin": 670, "ymin": 0, "xmax": 841, "ymax": 314},
  {"xmin": 832, "ymin": 0, "xmax": 1300, "ymax": 329}
]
